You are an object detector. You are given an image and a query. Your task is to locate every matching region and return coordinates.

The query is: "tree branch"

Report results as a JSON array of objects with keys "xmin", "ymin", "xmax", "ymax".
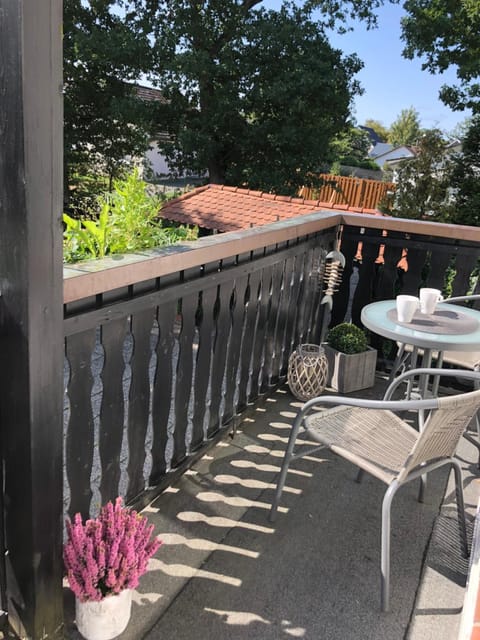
[{"xmin": 242, "ymin": 0, "xmax": 263, "ymax": 9}]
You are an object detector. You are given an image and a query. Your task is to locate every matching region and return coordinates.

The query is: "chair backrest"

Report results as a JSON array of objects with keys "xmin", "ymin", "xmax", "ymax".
[
  {"xmin": 443, "ymin": 294, "xmax": 480, "ymax": 306},
  {"xmin": 397, "ymin": 387, "xmax": 480, "ymax": 483},
  {"xmin": 442, "ymin": 296, "xmax": 480, "ymax": 369}
]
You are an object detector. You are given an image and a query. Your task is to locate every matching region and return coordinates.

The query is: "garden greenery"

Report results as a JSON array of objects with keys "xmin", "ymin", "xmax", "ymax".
[
  {"xmin": 327, "ymin": 322, "xmax": 368, "ymax": 355},
  {"xmin": 63, "ymin": 169, "xmax": 197, "ymax": 263}
]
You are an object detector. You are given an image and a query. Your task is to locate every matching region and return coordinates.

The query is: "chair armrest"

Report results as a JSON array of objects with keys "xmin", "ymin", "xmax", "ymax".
[{"xmin": 296, "ymin": 392, "xmax": 439, "ymax": 427}]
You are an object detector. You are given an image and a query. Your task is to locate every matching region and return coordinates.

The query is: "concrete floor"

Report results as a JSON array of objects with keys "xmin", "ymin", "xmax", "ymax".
[{"xmin": 63, "ymin": 373, "xmax": 480, "ymax": 640}]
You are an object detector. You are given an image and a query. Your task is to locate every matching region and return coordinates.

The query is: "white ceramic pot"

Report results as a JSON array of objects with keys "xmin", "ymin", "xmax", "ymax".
[{"xmin": 75, "ymin": 589, "xmax": 132, "ymax": 640}]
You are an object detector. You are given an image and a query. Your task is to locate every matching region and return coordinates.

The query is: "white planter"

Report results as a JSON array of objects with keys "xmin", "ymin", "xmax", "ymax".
[{"xmin": 76, "ymin": 589, "xmax": 132, "ymax": 640}]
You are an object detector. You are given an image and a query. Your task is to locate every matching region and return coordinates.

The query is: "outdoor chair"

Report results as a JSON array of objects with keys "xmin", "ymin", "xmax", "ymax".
[
  {"xmin": 389, "ymin": 295, "xmax": 480, "ymax": 464},
  {"xmin": 269, "ymin": 368, "xmax": 480, "ymax": 612}
]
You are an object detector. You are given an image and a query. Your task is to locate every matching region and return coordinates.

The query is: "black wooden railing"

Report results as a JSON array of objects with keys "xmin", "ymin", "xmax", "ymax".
[
  {"xmin": 64, "ymin": 220, "xmax": 336, "ymax": 518},
  {"xmin": 333, "ymin": 223, "xmax": 480, "ymax": 357},
  {"xmin": 63, "ymin": 212, "xmax": 480, "ymax": 520}
]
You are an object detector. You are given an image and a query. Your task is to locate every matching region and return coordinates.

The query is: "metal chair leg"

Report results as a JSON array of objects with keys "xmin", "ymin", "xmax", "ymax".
[
  {"xmin": 388, "ymin": 343, "xmax": 408, "ymax": 384},
  {"xmin": 381, "ymin": 480, "xmax": 399, "ymax": 613},
  {"xmin": 269, "ymin": 414, "xmax": 303, "ymax": 522},
  {"xmin": 451, "ymin": 459, "xmax": 469, "ymax": 558},
  {"xmin": 462, "ymin": 378, "xmax": 480, "ymax": 469},
  {"xmin": 355, "ymin": 469, "xmax": 365, "ymax": 484}
]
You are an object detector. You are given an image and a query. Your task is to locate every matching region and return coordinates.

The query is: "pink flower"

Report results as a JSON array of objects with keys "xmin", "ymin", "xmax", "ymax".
[{"xmin": 64, "ymin": 498, "xmax": 162, "ymax": 602}]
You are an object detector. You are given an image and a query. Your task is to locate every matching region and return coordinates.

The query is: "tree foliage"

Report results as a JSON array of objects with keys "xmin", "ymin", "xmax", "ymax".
[
  {"xmin": 388, "ymin": 107, "xmax": 422, "ymax": 146},
  {"xmin": 363, "ymin": 118, "xmax": 389, "ymax": 142},
  {"xmin": 445, "ymin": 116, "xmax": 480, "ymax": 226},
  {"xmin": 64, "ymin": 0, "xmax": 404, "ymax": 198},
  {"xmin": 307, "ymin": 0, "xmax": 398, "ymax": 31},
  {"xmin": 388, "ymin": 129, "xmax": 450, "ymax": 221},
  {"xmin": 148, "ymin": 1, "xmax": 363, "ymax": 193},
  {"xmin": 330, "ymin": 125, "xmax": 371, "ymax": 161},
  {"xmin": 402, "ymin": 0, "xmax": 480, "ymax": 113},
  {"xmin": 64, "ymin": 0, "xmax": 156, "ymax": 203}
]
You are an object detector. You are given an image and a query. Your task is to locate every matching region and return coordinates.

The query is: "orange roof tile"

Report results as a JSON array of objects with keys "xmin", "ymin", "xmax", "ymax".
[{"xmin": 159, "ymin": 183, "xmax": 382, "ymax": 232}]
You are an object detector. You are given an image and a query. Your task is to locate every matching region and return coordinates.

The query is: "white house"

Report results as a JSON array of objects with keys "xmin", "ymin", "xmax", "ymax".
[{"xmin": 369, "ymin": 143, "xmax": 417, "ymax": 168}]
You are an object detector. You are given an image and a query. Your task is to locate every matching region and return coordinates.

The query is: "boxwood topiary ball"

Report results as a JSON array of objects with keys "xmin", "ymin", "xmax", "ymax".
[{"xmin": 327, "ymin": 322, "xmax": 368, "ymax": 355}]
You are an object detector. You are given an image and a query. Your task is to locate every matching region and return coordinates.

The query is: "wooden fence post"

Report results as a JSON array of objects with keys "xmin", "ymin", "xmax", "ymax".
[{"xmin": 0, "ymin": 1, "xmax": 64, "ymax": 638}]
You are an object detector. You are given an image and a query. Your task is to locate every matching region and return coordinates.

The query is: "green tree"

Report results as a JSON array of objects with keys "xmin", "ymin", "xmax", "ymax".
[
  {"xmin": 64, "ymin": 0, "xmax": 156, "ymax": 206},
  {"xmin": 330, "ymin": 125, "xmax": 371, "ymax": 161},
  {"xmin": 402, "ymin": 0, "xmax": 480, "ymax": 113},
  {"xmin": 389, "ymin": 129, "xmax": 450, "ymax": 221},
  {"xmin": 306, "ymin": 0, "xmax": 396, "ymax": 30},
  {"xmin": 148, "ymin": 2, "xmax": 363, "ymax": 194},
  {"xmin": 363, "ymin": 118, "xmax": 389, "ymax": 142},
  {"xmin": 388, "ymin": 107, "xmax": 422, "ymax": 146},
  {"xmin": 445, "ymin": 116, "xmax": 480, "ymax": 226}
]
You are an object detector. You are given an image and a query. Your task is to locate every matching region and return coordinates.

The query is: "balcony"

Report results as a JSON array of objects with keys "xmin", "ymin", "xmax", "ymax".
[
  {"xmin": 61, "ymin": 211, "xmax": 480, "ymax": 640},
  {"xmin": 4, "ymin": 9, "xmax": 480, "ymax": 638}
]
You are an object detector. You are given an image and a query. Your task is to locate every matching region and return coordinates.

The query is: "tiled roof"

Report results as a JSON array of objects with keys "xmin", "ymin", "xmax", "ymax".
[
  {"xmin": 135, "ymin": 84, "xmax": 167, "ymax": 104},
  {"xmin": 159, "ymin": 183, "xmax": 381, "ymax": 232}
]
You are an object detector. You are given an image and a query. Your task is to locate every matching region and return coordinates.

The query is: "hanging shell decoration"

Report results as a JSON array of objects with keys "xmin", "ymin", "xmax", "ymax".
[{"xmin": 321, "ymin": 249, "xmax": 346, "ymax": 310}]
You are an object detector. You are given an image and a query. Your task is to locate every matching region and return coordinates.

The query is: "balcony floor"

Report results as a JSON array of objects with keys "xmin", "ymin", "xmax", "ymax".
[{"xmin": 65, "ymin": 373, "xmax": 480, "ymax": 640}]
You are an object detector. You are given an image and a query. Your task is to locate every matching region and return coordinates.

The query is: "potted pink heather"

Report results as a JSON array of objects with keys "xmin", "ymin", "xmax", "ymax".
[{"xmin": 64, "ymin": 497, "xmax": 162, "ymax": 640}]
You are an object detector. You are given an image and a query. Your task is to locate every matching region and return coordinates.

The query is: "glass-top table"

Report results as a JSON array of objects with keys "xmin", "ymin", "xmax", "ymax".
[{"xmin": 361, "ymin": 300, "xmax": 480, "ymax": 354}]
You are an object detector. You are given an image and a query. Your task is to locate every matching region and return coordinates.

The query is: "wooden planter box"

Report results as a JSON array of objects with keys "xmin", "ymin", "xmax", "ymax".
[{"xmin": 323, "ymin": 345, "xmax": 377, "ymax": 393}]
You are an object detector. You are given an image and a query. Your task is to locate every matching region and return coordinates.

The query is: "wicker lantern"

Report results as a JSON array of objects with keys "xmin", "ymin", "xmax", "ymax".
[{"xmin": 287, "ymin": 344, "xmax": 329, "ymax": 401}]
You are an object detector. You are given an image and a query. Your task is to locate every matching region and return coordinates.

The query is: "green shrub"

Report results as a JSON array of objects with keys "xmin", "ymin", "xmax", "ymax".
[
  {"xmin": 63, "ymin": 169, "xmax": 197, "ymax": 263},
  {"xmin": 327, "ymin": 322, "xmax": 368, "ymax": 354},
  {"xmin": 338, "ymin": 156, "xmax": 381, "ymax": 171}
]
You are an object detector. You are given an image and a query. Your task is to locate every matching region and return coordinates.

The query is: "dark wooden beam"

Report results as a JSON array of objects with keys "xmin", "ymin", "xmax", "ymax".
[{"xmin": 0, "ymin": 1, "xmax": 64, "ymax": 638}]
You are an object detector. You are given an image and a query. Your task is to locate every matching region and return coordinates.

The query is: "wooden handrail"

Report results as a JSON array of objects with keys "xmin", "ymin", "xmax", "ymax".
[{"xmin": 64, "ymin": 211, "xmax": 480, "ymax": 304}]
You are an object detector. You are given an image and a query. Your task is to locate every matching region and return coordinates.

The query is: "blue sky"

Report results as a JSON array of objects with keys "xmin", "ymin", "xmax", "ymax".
[{"xmin": 261, "ymin": 1, "xmax": 470, "ymax": 133}]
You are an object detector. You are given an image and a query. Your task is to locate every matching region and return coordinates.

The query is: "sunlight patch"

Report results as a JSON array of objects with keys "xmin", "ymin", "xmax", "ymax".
[
  {"xmin": 214, "ymin": 474, "xmax": 301, "ymax": 494},
  {"xmin": 177, "ymin": 511, "xmax": 274, "ymax": 533},
  {"xmin": 132, "ymin": 592, "xmax": 163, "ymax": 605},
  {"xmin": 196, "ymin": 490, "xmax": 287, "ymax": 513},
  {"xmin": 230, "ymin": 459, "xmax": 279, "ymax": 473},
  {"xmin": 244, "ymin": 444, "xmax": 285, "ymax": 458},
  {"xmin": 160, "ymin": 532, "xmax": 259, "ymax": 558},
  {"xmin": 205, "ymin": 608, "xmax": 271, "ymax": 626},
  {"xmin": 148, "ymin": 558, "xmax": 241, "ymax": 586},
  {"xmin": 282, "ymin": 619, "xmax": 306, "ymax": 637},
  {"xmin": 269, "ymin": 421, "xmax": 292, "ymax": 430}
]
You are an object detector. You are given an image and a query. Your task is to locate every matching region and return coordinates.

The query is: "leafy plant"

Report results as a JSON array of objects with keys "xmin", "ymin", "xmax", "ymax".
[
  {"xmin": 327, "ymin": 323, "xmax": 368, "ymax": 355},
  {"xmin": 63, "ymin": 201, "xmax": 110, "ymax": 262},
  {"xmin": 64, "ymin": 497, "xmax": 162, "ymax": 602},
  {"xmin": 63, "ymin": 169, "xmax": 197, "ymax": 263}
]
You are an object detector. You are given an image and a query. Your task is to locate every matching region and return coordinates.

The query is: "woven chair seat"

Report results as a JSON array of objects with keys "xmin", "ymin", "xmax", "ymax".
[{"xmin": 305, "ymin": 406, "xmax": 418, "ymax": 484}]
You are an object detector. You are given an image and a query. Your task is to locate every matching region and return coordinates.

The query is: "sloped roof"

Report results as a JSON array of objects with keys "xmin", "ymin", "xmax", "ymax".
[
  {"xmin": 359, "ymin": 125, "xmax": 384, "ymax": 145},
  {"xmin": 371, "ymin": 144, "xmax": 416, "ymax": 161},
  {"xmin": 368, "ymin": 142, "xmax": 394, "ymax": 159},
  {"xmin": 159, "ymin": 184, "xmax": 381, "ymax": 232},
  {"xmin": 134, "ymin": 84, "xmax": 167, "ymax": 104}
]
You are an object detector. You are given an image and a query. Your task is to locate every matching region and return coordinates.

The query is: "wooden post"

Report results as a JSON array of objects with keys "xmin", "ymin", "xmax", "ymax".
[{"xmin": 0, "ymin": 1, "xmax": 64, "ymax": 638}]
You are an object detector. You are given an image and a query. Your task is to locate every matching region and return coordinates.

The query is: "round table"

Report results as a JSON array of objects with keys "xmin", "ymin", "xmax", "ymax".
[{"xmin": 361, "ymin": 300, "xmax": 480, "ymax": 354}]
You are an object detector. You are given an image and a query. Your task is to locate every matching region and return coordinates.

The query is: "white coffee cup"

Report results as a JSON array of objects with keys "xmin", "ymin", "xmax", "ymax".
[
  {"xmin": 419, "ymin": 288, "xmax": 444, "ymax": 315},
  {"xmin": 396, "ymin": 295, "xmax": 419, "ymax": 323}
]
